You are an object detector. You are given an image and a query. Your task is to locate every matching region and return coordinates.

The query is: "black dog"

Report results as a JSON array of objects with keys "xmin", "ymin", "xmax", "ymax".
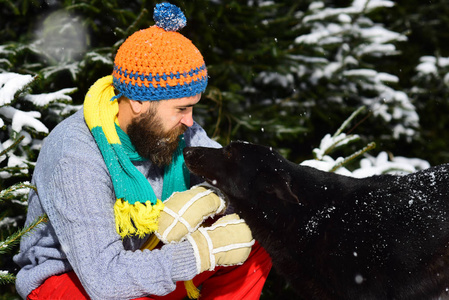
[{"xmin": 184, "ymin": 141, "xmax": 449, "ymax": 300}]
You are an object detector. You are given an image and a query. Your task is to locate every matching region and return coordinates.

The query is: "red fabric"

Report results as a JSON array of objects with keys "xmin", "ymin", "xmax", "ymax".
[
  {"xmin": 27, "ymin": 242, "xmax": 272, "ymax": 300},
  {"xmin": 27, "ymin": 271, "xmax": 90, "ymax": 300}
]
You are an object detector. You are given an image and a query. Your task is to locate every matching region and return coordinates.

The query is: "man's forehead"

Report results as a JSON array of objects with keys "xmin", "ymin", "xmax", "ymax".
[{"xmin": 161, "ymin": 94, "xmax": 201, "ymax": 107}]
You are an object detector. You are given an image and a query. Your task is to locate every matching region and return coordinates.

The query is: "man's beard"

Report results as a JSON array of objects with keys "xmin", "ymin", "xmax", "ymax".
[{"xmin": 127, "ymin": 105, "xmax": 188, "ymax": 167}]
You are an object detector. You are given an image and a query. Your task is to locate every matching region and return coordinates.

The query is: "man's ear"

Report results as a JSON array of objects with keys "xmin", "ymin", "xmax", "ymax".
[
  {"xmin": 261, "ymin": 169, "xmax": 300, "ymax": 204},
  {"xmin": 129, "ymin": 99, "xmax": 144, "ymax": 114}
]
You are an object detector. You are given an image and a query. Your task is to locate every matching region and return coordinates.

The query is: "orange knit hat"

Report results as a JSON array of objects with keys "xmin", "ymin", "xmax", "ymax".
[{"xmin": 112, "ymin": 3, "xmax": 207, "ymax": 101}]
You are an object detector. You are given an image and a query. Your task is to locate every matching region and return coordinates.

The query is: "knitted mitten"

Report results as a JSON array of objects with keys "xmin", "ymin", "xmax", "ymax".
[
  {"xmin": 186, "ymin": 213, "xmax": 255, "ymax": 273},
  {"xmin": 155, "ymin": 184, "xmax": 226, "ymax": 244}
]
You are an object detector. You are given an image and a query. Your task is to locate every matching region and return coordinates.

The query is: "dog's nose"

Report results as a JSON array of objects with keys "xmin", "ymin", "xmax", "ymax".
[{"xmin": 183, "ymin": 147, "xmax": 193, "ymax": 157}]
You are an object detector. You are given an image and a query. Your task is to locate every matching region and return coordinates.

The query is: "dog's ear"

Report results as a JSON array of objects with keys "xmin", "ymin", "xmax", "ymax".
[{"xmin": 260, "ymin": 169, "xmax": 300, "ymax": 204}]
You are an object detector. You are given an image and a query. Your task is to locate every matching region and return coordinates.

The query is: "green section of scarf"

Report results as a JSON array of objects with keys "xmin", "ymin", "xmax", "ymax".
[
  {"xmin": 116, "ymin": 124, "xmax": 190, "ymax": 201},
  {"xmin": 83, "ymin": 75, "xmax": 190, "ymax": 238}
]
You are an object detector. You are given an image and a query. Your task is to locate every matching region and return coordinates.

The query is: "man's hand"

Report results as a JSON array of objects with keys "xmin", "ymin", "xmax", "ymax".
[
  {"xmin": 186, "ymin": 213, "xmax": 255, "ymax": 273},
  {"xmin": 155, "ymin": 184, "xmax": 226, "ymax": 244}
]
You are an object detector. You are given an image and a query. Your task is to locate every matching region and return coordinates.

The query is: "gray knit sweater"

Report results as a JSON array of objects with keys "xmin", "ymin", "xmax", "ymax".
[{"xmin": 13, "ymin": 109, "xmax": 221, "ymax": 299}]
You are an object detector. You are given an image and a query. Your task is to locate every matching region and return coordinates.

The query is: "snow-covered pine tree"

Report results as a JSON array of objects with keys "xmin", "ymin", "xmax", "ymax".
[
  {"xmin": 256, "ymin": 0, "xmax": 417, "ymax": 154},
  {"xmin": 408, "ymin": 55, "xmax": 449, "ymax": 165},
  {"xmin": 290, "ymin": 0, "xmax": 417, "ymax": 138},
  {"xmin": 0, "ymin": 71, "xmax": 78, "ymax": 295},
  {"xmin": 188, "ymin": 0, "xmax": 418, "ymax": 162}
]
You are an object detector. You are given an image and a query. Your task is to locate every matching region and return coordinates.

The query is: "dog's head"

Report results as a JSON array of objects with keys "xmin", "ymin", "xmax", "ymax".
[{"xmin": 183, "ymin": 141, "xmax": 299, "ymax": 205}]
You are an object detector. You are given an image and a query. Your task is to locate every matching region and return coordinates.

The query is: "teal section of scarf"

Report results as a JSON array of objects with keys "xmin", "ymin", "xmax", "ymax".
[{"xmin": 115, "ymin": 124, "xmax": 190, "ymax": 201}]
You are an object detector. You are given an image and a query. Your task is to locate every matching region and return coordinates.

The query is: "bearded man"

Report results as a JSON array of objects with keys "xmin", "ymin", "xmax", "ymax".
[{"xmin": 13, "ymin": 3, "xmax": 271, "ymax": 300}]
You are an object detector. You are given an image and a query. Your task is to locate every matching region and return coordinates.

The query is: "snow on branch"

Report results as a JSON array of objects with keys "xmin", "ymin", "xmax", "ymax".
[
  {"xmin": 302, "ymin": 133, "xmax": 429, "ymax": 177},
  {"xmin": 0, "ymin": 106, "xmax": 48, "ymax": 134},
  {"xmin": 301, "ymin": 107, "xmax": 429, "ymax": 177},
  {"xmin": 0, "ymin": 71, "xmax": 78, "ymax": 181},
  {"xmin": 24, "ymin": 88, "xmax": 77, "ymax": 107},
  {"xmin": 303, "ymin": 0, "xmax": 395, "ymax": 24},
  {"xmin": 0, "ymin": 73, "xmax": 35, "ymax": 106}
]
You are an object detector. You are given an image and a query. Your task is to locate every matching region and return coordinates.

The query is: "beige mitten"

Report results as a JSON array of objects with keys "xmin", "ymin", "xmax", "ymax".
[
  {"xmin": 155, "ymin": 184, "xmax": 226, "ymax": 244},
  {"xmin": 186, "ymin": 213, "xmax": 255, "ymax": 273}
]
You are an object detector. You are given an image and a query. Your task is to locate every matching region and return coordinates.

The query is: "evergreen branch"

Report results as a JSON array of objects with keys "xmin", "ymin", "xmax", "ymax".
[
  {"xmin": 0, "ymin": 166, "xmax": 29, "ymax": 175},
  {"xmin": 323, "ymin": 134, "xmax": 360, "ymax": 158},
  {"xmin": 0, "ymin": 182, "xmax": 36, "ymax": 202},
  {"xmin": 333, "ymin": 106, "xmax": 366, "ymax": 138},
  {"xmin": 347, "ymin": 109, "xmax": 372, "ymax": 136},
  {"xmin": 0, "ymin": 135, "xmax": 24, "ymax": 158},
  {"xmin": 329, "ymin": 142, "xmax": 376, "ymax": 173},
  {"xmin": 0, "ymin": 215, "xmax": 48, "ymax": 255},
  {"xmin": 65, "ymin": 3, "xmax": 101, "ymax": 13},
  {"xmin": 206, "ymin": 88, "xmax": 224, "ymax": 139},
  {"xmin": 125, "ymin": 8, "xmax": 149, "ymax": 36},
  {"xmin": 319, "ymin": 106, "xmax": 367, "ymax": 158},
  {"xmin": 2, "ymin": 0, "xmax": 20, "ymax": 15},
  {"xmin": 0, "ymin": 271, "xmax": 16, "ymax": 285},
  {"xmin": 113, "ymin": 8, "xmax": 149, "ymax": 51}
]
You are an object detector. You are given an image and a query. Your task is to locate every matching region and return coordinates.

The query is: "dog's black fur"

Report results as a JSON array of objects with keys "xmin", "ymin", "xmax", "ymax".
[{"xmin": 184, "ymin": 141, "xmax": 449, "ymax": 300}]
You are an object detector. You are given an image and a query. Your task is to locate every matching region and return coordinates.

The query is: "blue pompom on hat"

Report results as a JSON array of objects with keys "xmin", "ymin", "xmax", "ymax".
[{"xmin": 153, "ymin": 2, "xmax": 187, "ymax": 32}]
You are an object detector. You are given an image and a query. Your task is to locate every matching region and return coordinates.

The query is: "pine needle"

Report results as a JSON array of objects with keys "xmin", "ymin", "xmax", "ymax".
[
  {"xmin": 0, "ymin": 215, "xmax": 48, "ymax": 255},
  {"xmin": 330, "ymin": 142, "xmax": 376, "ymax": 173},
  {"xmin": 0, "ymin": 136, "xmax": 24, "ymax": 158},
  {"xmin": 0, "ymin": 271, "xmax": 16, "ymax": 285},
  {"xmin": 333, "ymin": 106, "xmax": 366, "ymax": 138},
  {"xmin": 0, "ymin": 182, "xmax": 36, "ymax": 202}
]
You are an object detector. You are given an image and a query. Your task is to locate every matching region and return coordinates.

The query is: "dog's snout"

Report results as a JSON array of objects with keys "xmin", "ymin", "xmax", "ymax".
[
  {"xmin": 183, "ymin": 147, "xmax": 192, "ymax": 157},
  {"xmin": 183, "ymin": 147, "xmax": 200, "ymax": 160},
  {"xmin": 183, "ymin": 147, "xmax": 206, "ymax": 166}
]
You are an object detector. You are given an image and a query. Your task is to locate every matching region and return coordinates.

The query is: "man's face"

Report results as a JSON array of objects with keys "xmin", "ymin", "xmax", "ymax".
[{"xmin": 127, "ymin": 94, "xmax": 201, "ymax": 167}]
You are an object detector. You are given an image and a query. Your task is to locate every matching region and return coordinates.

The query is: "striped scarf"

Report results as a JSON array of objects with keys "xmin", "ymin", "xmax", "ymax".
[{"xmin": 83, "ymin": 75, "xmax": 190, "ymax": 238}]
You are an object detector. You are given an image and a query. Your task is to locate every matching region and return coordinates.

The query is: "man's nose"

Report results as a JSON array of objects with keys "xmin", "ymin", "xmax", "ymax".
[{"xmin": 181, "ymin": 110, "xmax": 194, "ymax": 127}]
